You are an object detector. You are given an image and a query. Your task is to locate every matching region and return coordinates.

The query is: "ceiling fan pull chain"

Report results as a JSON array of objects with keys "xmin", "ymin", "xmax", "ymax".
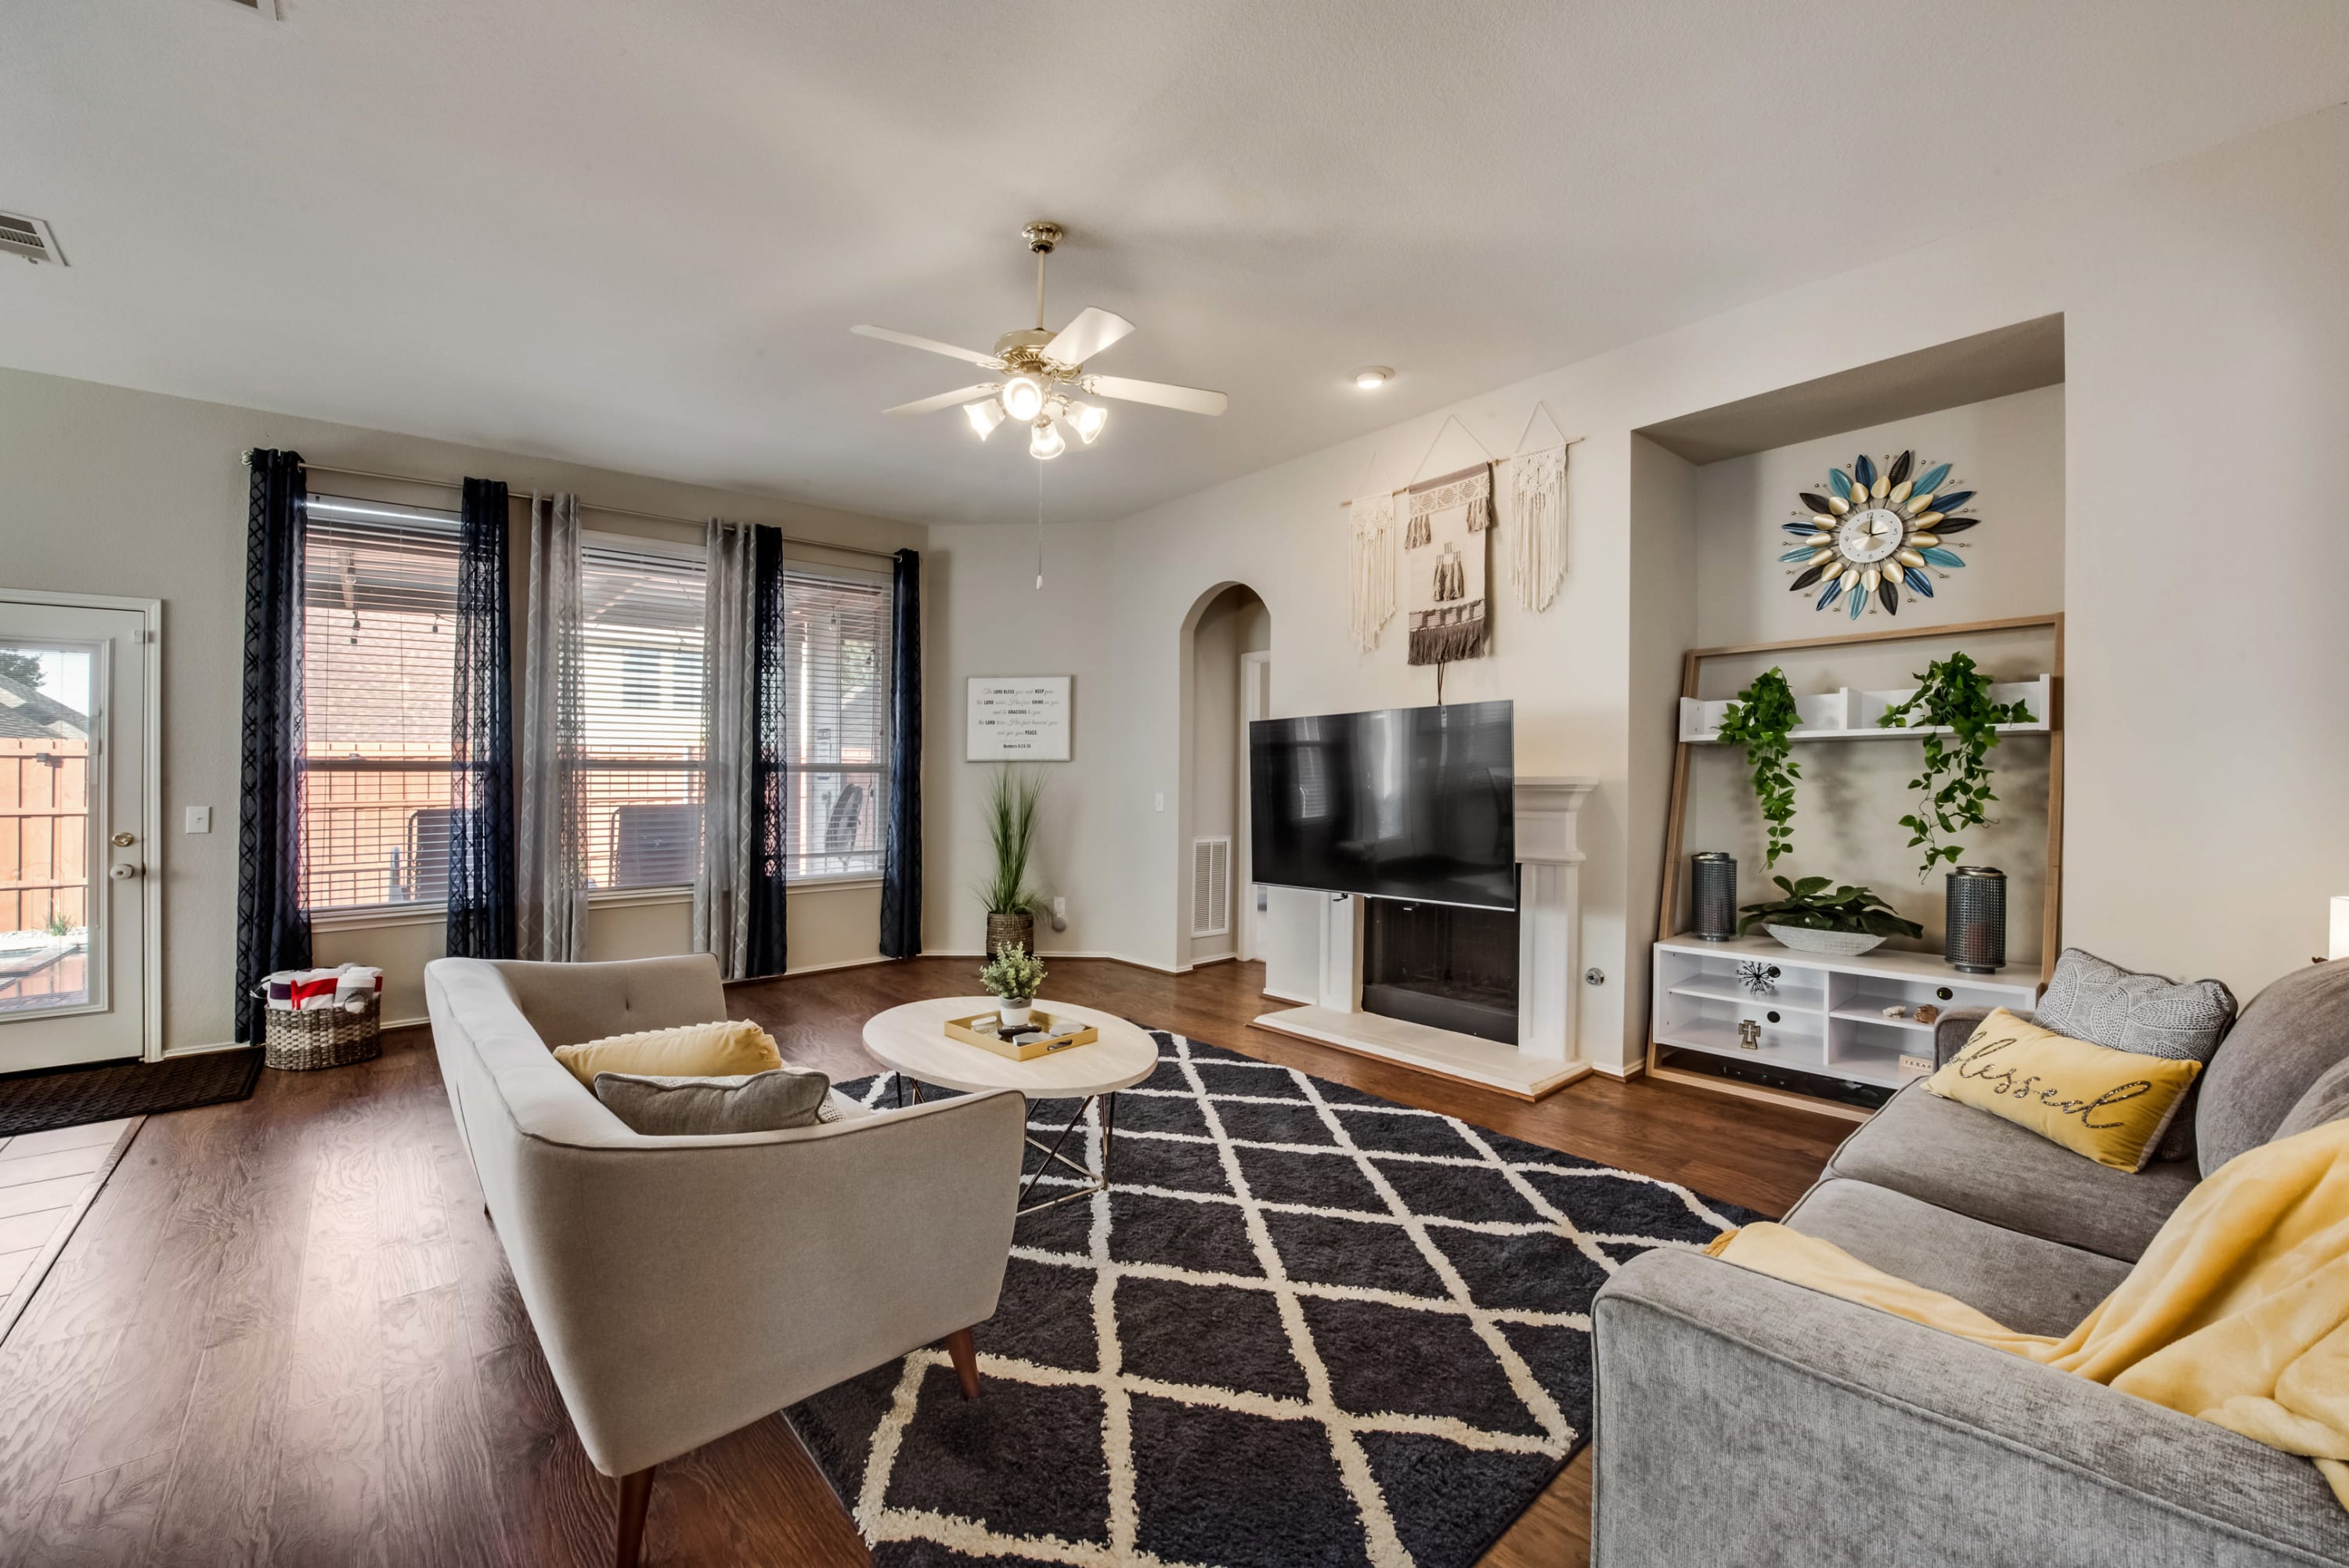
[{"xmin": 1035, "ymin": 458, "xmax": 1046, "ymax": 590}]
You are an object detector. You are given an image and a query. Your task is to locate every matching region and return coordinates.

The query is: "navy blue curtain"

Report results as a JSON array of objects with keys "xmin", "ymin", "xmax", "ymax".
[
  {"xmin": 234, "ymin": 449, "xmax": 312, "ymax": 1042},
  {"xmin": 447, "ymin": 478, "xmax": 517, "ymax": 959},
  {"xmin": 744, "ymin": 524, "xmax": 790, "ymax": 975},
  {"xmin": 879, "ymin": 547, "xmax": 922, "ymax": 957}
]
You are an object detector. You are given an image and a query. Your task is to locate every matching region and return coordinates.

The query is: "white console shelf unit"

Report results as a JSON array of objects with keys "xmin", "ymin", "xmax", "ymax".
[
  {"xmin": 1679, "ymin": 673, "xmax": 2051, "ymax": 744},
  {"xmin": 1651, "ymin": 934, "xmax": 2040, "ymax": 1112}
]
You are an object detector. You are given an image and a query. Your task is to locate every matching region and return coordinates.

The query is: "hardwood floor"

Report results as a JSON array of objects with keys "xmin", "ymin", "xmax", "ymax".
[{"xmin": 0, "ymin": 956, "xmax": 1846, "ymax": 1566}]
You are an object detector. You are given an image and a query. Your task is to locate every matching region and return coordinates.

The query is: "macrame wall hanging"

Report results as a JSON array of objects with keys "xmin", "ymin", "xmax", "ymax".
[
  {"xmin": 1501, "ymin": 440, "xmax": 1568, "ymax": 611},
  {"xmin": 1405, "ymin": 463, "xmax": 1492, "ymax": 665},
  {"xmin": 1346, "ymin": 488, "xmax": 1398, "ymax": 652}
]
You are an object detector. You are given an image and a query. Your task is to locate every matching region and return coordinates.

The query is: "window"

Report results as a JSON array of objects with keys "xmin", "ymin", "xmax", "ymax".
[
  {"xmin": 784, "ymin": 562, "xmax": 892, "ymax": 879},
  {"xmin": 299, "ymin": 496, "xmax": 462, "ymax": 910},
  {"xmin": 579, "ymin": 537, "xmax": 706, "ymax": 889}
]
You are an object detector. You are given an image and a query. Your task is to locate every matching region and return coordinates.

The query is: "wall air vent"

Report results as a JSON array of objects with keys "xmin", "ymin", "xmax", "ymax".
[
  {"xmin": 1191, "ymin": 837, "xmax": 1231, "ymax": 939},
  {"xmin": 0, "ymin": 212, "xmax": 63, "ymax": 266}
]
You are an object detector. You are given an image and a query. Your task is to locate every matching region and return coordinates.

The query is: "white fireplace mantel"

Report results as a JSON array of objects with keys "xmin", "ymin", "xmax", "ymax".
[{"xmin": 1254, "ymin": 776, "xmax": 1597, "ymax": 1100}]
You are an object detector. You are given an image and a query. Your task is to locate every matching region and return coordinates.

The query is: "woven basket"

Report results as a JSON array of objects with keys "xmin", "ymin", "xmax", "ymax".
[{"xmin": 262, "ymin": 993, "xmax": 382, "ymax": 1072}]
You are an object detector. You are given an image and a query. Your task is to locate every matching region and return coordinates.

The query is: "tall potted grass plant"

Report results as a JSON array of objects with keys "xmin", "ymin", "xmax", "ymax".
[{"xmin": 977, "ymin": 766, "xmax": 1047, "ymax": 957}]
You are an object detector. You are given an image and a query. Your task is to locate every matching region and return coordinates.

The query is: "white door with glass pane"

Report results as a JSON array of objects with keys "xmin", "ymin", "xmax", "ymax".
[{"xmin": 0, "ymin": 594, "xmax": 155, "ymax": 1071}]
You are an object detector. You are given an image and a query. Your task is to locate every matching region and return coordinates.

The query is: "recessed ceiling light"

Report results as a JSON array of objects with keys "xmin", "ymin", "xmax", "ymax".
[{"xmin": 1351, "ymin": 366, "xmax": 1393, "ymax": 391}]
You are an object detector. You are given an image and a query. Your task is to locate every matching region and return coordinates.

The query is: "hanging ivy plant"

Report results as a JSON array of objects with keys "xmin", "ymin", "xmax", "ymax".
[
  {"xmin": 1715, "ymin": 666, "xmax": 1802, "ymax": 867},
  {"xmin": 1877, "ymin": 651, "xmax": 2035, "ymax": 881}
]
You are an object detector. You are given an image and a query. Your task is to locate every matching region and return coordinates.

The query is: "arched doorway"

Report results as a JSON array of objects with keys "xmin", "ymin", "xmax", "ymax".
[{"xmin": 1175, "ymin": 582, "xmax": 1271, "ymax": 968}]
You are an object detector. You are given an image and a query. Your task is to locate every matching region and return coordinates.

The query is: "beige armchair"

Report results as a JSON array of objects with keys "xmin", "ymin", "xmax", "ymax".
[{"xmin": 424, "ymin": 954, "xmax": 1026, "ymax": 1567}]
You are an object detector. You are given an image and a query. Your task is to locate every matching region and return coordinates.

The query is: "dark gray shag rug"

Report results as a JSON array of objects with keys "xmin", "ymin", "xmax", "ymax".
[{"xmin": 786, "ymin": 1030, "xmax": 1760, "ymax": 1568}]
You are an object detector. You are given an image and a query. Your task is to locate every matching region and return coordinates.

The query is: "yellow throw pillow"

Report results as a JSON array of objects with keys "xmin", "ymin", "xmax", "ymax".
[
  {"xmin": 1928, "ymin": 1007, "xmax": 2201, "ymax": 1172},
  {"xmin": 551, "ymin": 1020, "xmax": 783, "ymax": 1088}
]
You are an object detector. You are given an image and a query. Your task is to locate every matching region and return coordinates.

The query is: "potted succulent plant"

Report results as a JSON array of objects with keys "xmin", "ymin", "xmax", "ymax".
[
  {"xmin": 976, "ymin": 766, "xmax": 1048, "ymax": 956},
  {"xmin": 1737, "ymin": 875, "xmax": 1924, "ymax": 957},
  {"xmin": 979, "ymin": 943, "xmax": 1048, "ymax": 1030}
]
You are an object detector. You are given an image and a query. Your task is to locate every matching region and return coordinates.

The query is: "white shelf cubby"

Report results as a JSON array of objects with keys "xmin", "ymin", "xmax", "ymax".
[
  {"xmin": 1651, "ymin": 934, "xmax": 2040, "ymax": 1097},
  {"xmin": 1678, "ymin": 673, "xmax": 2051, "ymax": 745}
]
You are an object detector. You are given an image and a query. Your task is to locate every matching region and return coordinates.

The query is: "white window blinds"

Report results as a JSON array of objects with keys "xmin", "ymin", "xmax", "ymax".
[
  {"xmin": 783, "ymin": 563, "xmax": 892, "ymax": 879},
  {"xmin": 298, "ymin": 496, "xmax": 462, "ymax": 910},
  {"xmin": 579, "ymin": 538, "xmax": 707, "ymax": 890}
]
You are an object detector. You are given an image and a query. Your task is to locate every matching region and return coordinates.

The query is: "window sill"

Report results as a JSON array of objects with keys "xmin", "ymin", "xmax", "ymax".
[{"xmin": 309, "ymin": 903, "xmax": 443, "ymax": 932}]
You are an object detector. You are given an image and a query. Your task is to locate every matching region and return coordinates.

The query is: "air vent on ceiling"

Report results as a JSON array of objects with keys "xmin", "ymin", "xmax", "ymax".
[{"xmin": 0, "ymin": 211, "xmax": 63, "ymax": 266}]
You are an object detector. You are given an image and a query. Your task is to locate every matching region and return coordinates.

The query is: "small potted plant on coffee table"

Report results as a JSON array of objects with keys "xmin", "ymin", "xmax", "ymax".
[{"xmin": 979, "ymin": 943, "xmax": 1048, "ymax": 1031}]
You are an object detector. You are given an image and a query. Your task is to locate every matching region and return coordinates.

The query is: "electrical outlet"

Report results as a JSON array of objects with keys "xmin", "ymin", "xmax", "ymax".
[
  {"xmin": 185, "ymin": 806, "xmax": 212, "ymax": 834},
  {"xmin": 1153, "ymin": 791, "xmax": 1165, "ymax": 813},
  {"xmin": 1052, "ymin": 896, "xmax": 1066, "ymax": 918}
]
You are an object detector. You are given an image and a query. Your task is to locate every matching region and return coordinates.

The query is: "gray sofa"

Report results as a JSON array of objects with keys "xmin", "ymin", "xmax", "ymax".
[
  {"xmin": 424, "ymin": 954, "xmax": 1028, "ymax": 1568},
  {"xmin": 1593, "ymin": 959, "xmax": 2349, "ymax": 1566}
]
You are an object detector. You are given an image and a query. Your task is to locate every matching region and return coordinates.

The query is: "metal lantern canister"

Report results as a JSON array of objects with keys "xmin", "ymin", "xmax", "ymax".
[
  {"xmin": 1946, "ymin": 866, "xmax": 2008, "ymax": 975},
  {"xmin": 1691, "ymin": 852, "xmax": 1737, "ymax": 942}
]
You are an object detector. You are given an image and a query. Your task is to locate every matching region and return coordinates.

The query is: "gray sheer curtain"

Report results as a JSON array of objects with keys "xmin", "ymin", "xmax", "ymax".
[
  {"xmin": 518, "ymin": 492, "xmax": 586, "ymax": 961},
  {"xmin": 694, "ymin": 517, "xmax": 757, "ymax": 977}
]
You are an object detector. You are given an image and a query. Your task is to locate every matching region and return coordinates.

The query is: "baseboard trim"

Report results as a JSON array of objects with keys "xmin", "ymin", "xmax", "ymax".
[
  {"xmin": 926, "ymin": 949, "xmax": 1190, "ymax": 976},
  {"xmin": 1587, "ymin": 1059, "xmax": 1645, "ymax": 1081}
]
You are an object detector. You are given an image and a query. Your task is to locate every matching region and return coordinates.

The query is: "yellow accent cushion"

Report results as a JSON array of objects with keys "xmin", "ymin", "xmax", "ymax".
[
  {"xmin": 1927, "ymin": 1007, "xmax": 2201, "ymax": 1172},
  {"xmin": 551, "ymin": 1020, "xmax": 783, "ymax": 1087}
]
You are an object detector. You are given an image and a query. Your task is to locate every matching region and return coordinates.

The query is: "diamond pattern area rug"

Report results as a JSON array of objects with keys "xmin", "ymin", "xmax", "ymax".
[{"xmin": 787, "ymin": 1032, "xmax": 1760, "ymax": 1568}]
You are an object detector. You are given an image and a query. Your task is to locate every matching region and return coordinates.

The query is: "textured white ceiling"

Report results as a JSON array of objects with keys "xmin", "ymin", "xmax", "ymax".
[{"xmin": 5, "ymin": 2, "xmax": 2348, "ymax": 526}]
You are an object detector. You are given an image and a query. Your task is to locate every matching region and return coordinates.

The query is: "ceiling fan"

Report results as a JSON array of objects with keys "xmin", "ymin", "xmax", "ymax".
[{"xmin": 852, "ymin": 221, "xmax": 1229, "ymax": 460}]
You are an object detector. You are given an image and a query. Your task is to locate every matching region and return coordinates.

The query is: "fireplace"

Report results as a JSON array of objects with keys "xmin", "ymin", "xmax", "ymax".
[{"xmin": 1360, "ymin": 896, "xmax": 1520, "ymax": 1045}]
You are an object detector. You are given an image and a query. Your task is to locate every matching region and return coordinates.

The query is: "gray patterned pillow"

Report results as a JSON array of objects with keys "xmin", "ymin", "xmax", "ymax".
[
  {"xmin": 2033, "ymin": 947, "xmax": 2235, "ymax": 1162},
  {"xmin": 593, "ymin": 1065, "xmax": 832, "ymax": 1135}
]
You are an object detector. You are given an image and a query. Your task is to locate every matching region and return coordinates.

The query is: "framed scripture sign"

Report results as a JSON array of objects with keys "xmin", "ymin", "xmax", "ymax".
[{"xmin": 967, "ymin": 676, "xmax": 1073, "ymax": 761}]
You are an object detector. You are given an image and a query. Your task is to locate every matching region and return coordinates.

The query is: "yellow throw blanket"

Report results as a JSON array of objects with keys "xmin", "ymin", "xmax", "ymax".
[{"xmin": 1710, "ymin": 1117, "xmax": 2349, "ymax": 1506}]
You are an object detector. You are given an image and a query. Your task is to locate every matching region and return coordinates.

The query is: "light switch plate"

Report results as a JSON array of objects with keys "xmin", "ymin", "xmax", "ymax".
[{"xmin": 186, "ymin": 806, "xmax": 212, "ymax": 834}]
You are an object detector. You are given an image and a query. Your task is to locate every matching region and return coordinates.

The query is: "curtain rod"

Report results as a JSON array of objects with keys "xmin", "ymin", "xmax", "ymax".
[{"xmin": 241, "ymin": 451, "xmax": 903, "ymax": 562}]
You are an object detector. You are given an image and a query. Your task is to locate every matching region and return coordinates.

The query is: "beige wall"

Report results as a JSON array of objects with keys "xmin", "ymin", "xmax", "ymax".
[
  {"xmin": 0, "ymin": 368, "xmax": 921, "ymax": 1051},
  {"xmin": 1692, "ymin": 384, "xmax": 2066, "ymax": 646},
  {"xmin": 926, "ymin": 103, "xmax": 2349, "ymax": 1069}
]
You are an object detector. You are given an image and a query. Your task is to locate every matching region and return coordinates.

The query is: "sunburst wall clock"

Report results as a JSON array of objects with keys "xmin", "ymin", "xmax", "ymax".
[{"xmin": 1778, "ymin": 449, "xmax": 1978, "ymax": 619}]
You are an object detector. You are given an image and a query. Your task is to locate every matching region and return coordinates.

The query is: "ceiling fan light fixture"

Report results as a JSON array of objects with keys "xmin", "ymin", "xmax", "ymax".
[
  {"xmin": 1028, "ymin": 417, "xmax": 1066, "ymax": 460},
  {"xmin": 1001, "ymin": 374, "xmax": 1046, "ymax": 422},
  {"xmin": 1063, "ymin": 398, "xmax": 1108, "ymax": 444},
  {"xmin": 1351, "ymin": 366, "xmax": 1395, "ymax": 391},
  {"xmin": 963, "ymin": 399, "xmax": 1007, "ymax": 440}
]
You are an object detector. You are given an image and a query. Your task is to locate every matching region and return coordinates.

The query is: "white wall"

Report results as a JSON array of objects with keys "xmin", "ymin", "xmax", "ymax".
[
  {"xmin": 926, "ymin": 103, "xmax": 2349, "ymax": 1068},
  {"xmin": 1692, "ymin": 384, "xmax": 2066, "ymax": 646},
  {"xmin": 0, "ymin": 368, "xmax": 920, "ymax": 1048}
]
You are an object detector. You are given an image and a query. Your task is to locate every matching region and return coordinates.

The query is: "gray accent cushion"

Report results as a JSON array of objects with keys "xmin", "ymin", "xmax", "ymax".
[
  {"xmin": 2199, "ymin": 957, "xmax": 2349, "ymax": 1177},
  {"xmin": 1828, "ymin": 1080, "xmax": 2199, "ymax": 1261},
  {"xmin": 593, "ymin": 1065, "xmax": 832, "ymax": 1135},
  {"xmin": 2033, "ymin": 946, "xmax": 2235, "ymax": 1162},
  {"xmin": 1785, "ymin": 1176, "xmax": 2130, "ymax": 1336}
]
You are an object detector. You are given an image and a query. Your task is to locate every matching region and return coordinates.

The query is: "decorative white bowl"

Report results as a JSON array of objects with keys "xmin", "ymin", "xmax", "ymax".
[{"xmin": 1764, "ymin": 924, "xmax": 1887, "ymax": 957}]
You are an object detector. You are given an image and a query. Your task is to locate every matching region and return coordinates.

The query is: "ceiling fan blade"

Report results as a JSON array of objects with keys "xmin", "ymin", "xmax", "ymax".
[
  {"xmin": 1085, "ymin": 374, "xmax": 1229, "ymax": 416},
  {"xmin": 851, "ymin": 324, "xmax": 1005, "ymax": 369},
  {"xmin": 884, "ymin": 384, "xmax": 1001, "ymax": 416},
  {"xmin": 1042, "ymin": 306, "xmax": 1135, "ymax": 366}
]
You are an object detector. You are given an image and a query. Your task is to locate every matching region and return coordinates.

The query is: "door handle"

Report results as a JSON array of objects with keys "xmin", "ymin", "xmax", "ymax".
[
  {"xmin": 110, "ymin": 831, "xmax": 136, "ymax": 848},
  {"xmin": 109, "ymin": 863, "xmax": 141, "ymax": 881}
]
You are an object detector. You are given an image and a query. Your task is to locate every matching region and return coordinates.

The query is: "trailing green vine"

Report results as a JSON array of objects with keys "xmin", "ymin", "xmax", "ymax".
[
  {"xmin": 1715, "ymin": 666, "xmax": 1802, "ymax": 867},
  {"xmin": 1877, "ymin": 651, "xmax": 2035, "ymax": 881}
]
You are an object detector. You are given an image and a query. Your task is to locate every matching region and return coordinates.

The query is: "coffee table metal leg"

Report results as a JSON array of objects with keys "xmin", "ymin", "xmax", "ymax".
[{"xmin": 1016, "ymin": 1094, "xmax": 1124, "ymax": 1216}]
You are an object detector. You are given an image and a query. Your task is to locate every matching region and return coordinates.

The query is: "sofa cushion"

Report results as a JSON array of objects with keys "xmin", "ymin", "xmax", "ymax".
[
  {"xmin": 593, "ymin": 1067, "xmax": 832, "ymax": 1136},
  {"xmin": 2198, "ymin": 958, "xmax": 2349, "ymax": 1177},
  {"xmin": 1828, "ymin": 1080, "xmax": 2199, "ymax": 1261},
  {"xmin": 2273, "ymin": 1051, "xmax": 2349, "ymax": 1145},
  {"xmin": 550, "ymin": 1019, "xmax": 783, "ymax": 1088},
  {"xmin": 2033, "ymin": 947, "xmax": 2235, "ymax": 1162},
  {"xmin": 1783, "ymin": 1177, "xmax": 2131, "ymax": 1336},
  {"xmin": 1926, "ymin": 1008, "xmax": 2203, "ymax": 1173}
]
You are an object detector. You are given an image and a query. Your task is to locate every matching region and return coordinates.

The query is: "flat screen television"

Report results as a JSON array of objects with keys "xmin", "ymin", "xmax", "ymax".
[{"xmin": 1249, "ymin": 700, "xmax": 1515, "ymax": 910}]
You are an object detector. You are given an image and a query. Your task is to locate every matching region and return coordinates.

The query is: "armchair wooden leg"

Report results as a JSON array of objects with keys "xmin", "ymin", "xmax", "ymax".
[
  {"xmin": 944, "ymin": 1326, "xmax": 981, "ymax": 1400},
  {"xmin": 615, "ymin": 1465, "xmax": 655, "ymax": 1568}
]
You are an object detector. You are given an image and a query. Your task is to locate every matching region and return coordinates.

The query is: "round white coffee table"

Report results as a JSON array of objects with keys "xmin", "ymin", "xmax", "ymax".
[{"xmin": 861, "ymin": 997, "xmax": 1160, "ymax": 1214}]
